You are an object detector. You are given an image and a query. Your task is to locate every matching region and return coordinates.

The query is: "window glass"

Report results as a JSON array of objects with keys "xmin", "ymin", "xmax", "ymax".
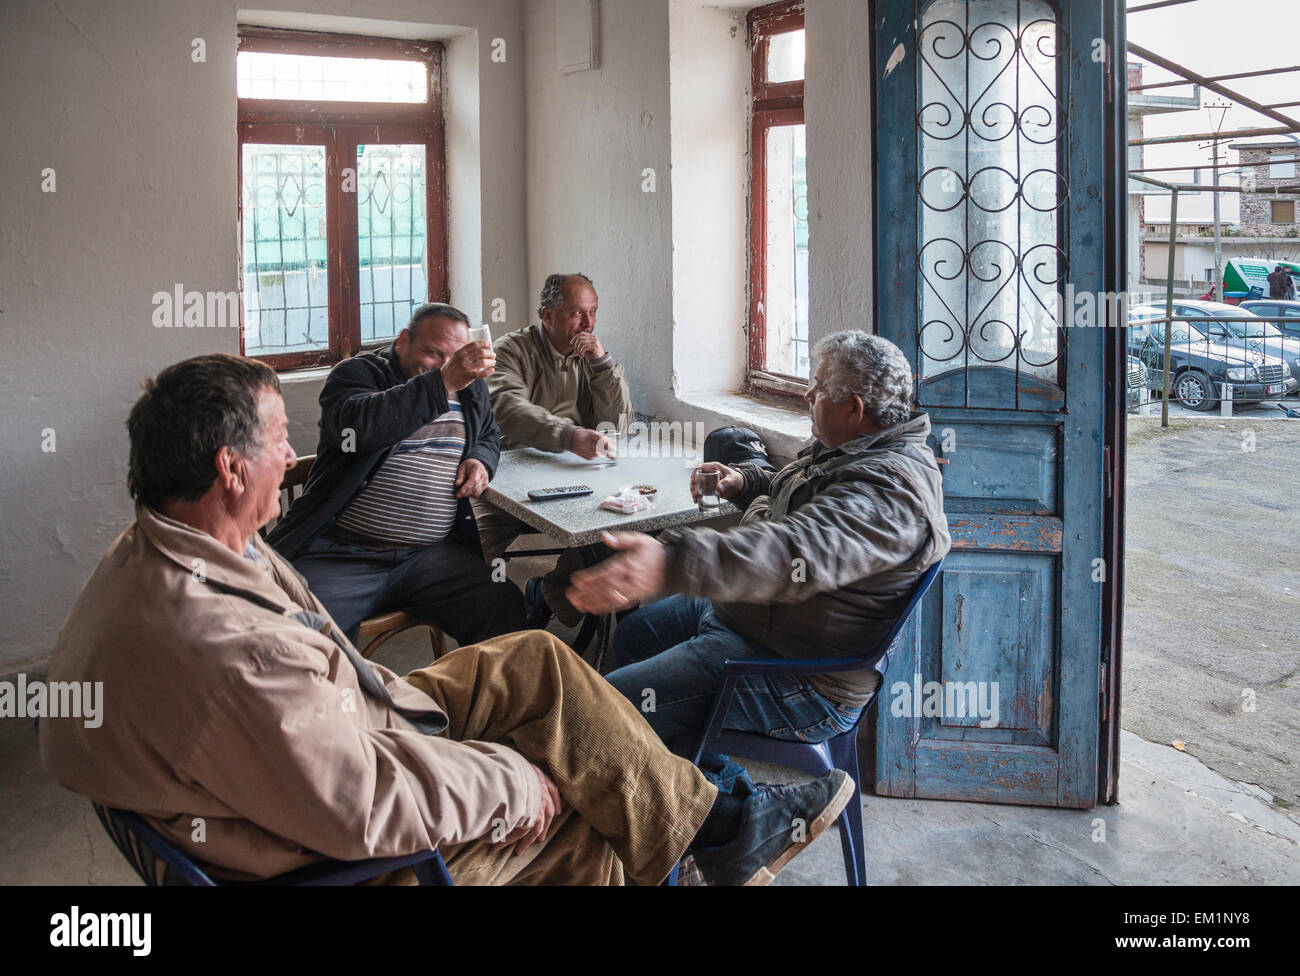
[
  {"xmin": 237, "ymin": 51, "xmax": 427, "ymax": 103},
  {"xmin": 766, "ymin": 28, "xmax": 805, "ymax": 83},
  {"xmin": 356, "ymin": 144, "xmax": 428, "ymax": 345},
  {"xmin": 764, "ymin": 123, "xmax": 809, "ymax": 378},
  {"xmin": 241, "ymin": 143, "xmax": 330, "ymax": 357},
  {"xmin": 917, "ymin": 0, "xmax": 1061, "ymax": 398}
]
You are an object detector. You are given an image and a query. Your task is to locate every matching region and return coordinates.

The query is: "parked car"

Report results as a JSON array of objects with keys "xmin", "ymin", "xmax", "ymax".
[
  {"xmin": 1127, "ymin": 304, "xmax": 1297, "ymax": 410},
  {"xmin": 1239, "ymin": 299, "xmax": 1300, "ymax": 341},
  {"xmin": 1199, "ymin": 316, "xmax": 1300, "ymax": 391},
  {"xmin": 1126, "ymin": 356, "xmax": 1148, "ymax": 410}
]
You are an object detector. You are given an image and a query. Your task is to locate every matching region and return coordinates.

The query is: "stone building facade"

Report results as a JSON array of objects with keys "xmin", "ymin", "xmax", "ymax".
[{"xmin": 1232, "ymin": 142, "xmax": 1300, "ymax": 237}]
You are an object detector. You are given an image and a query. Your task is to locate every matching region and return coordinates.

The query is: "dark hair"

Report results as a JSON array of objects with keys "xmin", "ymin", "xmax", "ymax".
[
  {"xmin": 538, "ymin": 273, "xmax": 594, "ymax": 314},
  {"xmin": 127, "ymin": 354, "xmax": 280, "ymax": 510},
  {"xmin": 406, "ymin": 302, "xmax": 470, "ymax": 340}
]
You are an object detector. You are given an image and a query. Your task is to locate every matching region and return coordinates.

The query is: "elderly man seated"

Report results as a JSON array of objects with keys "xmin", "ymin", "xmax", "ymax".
[
  {"xmin": 39, "ymin": 354, "xmax": 852, "ymax": 886},
  {"xmin": 568, "ymin": 332, "xmax": 950, "ymax": 793},
  {"xmin": 266, "ymin": 302, "xmax": 525, "ymax": 647}
]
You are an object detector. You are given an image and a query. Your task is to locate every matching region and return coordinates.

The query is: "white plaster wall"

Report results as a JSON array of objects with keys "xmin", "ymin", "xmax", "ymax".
[
  {"xmin": 668, "ymin": 1, "xmax": 748, "ymax": 398},
  {"xmin": 805, "ymin": 0, "xmax": 875, "ymax": 346},
  {"xmin": 0, "ymin": 0, "xmax": 527, "ymax": 672},
  {"xmin": 524, "ymin": 0, "xmax": 675, "ymax": 419}
]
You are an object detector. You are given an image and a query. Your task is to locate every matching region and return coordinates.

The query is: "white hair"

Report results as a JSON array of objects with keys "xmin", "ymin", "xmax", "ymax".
[{"xmin": 812, "ymin": 331, "xmax": 913, "ymax": 428}]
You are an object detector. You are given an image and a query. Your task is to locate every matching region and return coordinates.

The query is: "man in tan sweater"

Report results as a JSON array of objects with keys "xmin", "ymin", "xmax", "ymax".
[
  {"xmin": 478, "ymin": 273, "xmax": 636, "ymax": 626},
  {"xmin": 39, "ymin": 354, "xmax": 853, "ymax": 885}
]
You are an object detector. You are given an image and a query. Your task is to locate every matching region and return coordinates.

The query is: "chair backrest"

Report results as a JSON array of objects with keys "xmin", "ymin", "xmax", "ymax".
[
  {"xmin": 93, "ymin": 803, "xmax": 454, "ymax": 886},
  {"xmin": 872, "ymin": 556, "xmax": 944, "ymax": 679},
  {"xmin": 260, "ymin": 454, "xmax": 317, "ymax": 540},
  {"xmin": 281, "ymin": 453, "xmax": 316, "ymax": 504},
  {"xmin": 93, "ymin": 803, "xmax": 215, "ymax": 886}
]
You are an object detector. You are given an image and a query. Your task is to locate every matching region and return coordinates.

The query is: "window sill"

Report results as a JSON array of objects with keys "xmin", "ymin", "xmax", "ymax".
[
  {"xmin": 676, "ymin": 390, "xmax": 811, "ymax": 464},
  {"xmin": 277, "ymin": 366, "xmax": 332, "ymax": 384}
]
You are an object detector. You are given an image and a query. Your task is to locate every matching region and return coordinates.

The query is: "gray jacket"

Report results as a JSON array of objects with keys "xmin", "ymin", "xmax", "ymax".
[{"xmin": 660, "ymin": 412, "xmax": 950, "ymax": 708}]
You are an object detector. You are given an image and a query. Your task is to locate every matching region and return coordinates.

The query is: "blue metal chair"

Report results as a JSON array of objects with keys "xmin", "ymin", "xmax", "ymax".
[
  {"xmin": 685, "ymin": 557, "xmax": 943, "ymax": 886},
  {"xmin": 93, "ymin": 804, "xmax": 454, "ymax": 886}
]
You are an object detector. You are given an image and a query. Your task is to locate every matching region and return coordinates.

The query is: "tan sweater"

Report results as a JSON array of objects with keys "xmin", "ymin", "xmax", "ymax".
[{"xmin": 487, "ymin": 323, "xmax": 635, "ymax": 452}]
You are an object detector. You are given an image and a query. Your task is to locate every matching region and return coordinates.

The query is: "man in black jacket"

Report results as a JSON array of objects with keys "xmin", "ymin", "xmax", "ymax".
[{"xmin": 267, "ymin": 303, "xmax": 526, "ymax": 645}]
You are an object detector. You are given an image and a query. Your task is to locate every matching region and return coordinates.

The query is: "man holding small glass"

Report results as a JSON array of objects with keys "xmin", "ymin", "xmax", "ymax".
[
  {"xmin": 267, "ymin": 302, "xmax": 527, "ymax": 645},
  {"xmin": 568, "ymin": 332, "xmax": 951, "ymax": 788}
]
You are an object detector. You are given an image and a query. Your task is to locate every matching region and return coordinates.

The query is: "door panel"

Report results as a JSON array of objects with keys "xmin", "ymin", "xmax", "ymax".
[{"xmin": 874, "ymin": 0, "xmax": 1116, "ymax": 807}]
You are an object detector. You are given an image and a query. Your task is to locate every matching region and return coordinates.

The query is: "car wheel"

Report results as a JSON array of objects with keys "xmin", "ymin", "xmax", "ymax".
[{"xmin": 1174, "ymin": 370, "xmax": 1217, "ymax": 411}]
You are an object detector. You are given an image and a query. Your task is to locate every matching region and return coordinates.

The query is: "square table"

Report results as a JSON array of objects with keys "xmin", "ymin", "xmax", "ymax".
[
  {"xmin": 480, "ymin": 448, "xmax": 739, "ymax": 666},
  {"xmin": 481, "ymin": 447, "xmax": 738, "ymax": 547}
]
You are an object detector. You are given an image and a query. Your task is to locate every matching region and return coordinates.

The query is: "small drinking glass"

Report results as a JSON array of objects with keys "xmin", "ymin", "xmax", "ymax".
[
  {"xmin": 468, "ymin": 323, "xmax": 492, "ymax": 345},
  {"xmin": 697, "ymin": 469, "xmax": 721, "ymax": 509}
]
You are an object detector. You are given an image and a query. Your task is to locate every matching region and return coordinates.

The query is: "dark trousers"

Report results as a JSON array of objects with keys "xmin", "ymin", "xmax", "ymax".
[{"xmin": 293, "ymin": 534, "xmax": 527, "ymax": 647}]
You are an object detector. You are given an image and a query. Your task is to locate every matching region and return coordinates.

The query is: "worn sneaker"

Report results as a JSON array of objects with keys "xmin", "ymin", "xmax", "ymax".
[
  {"xmin": 524, "ymin": 576, "xmax": 553, "ymax": 629},
  {"xmin": 691, "ymin": 770, "xmax": 854, "ymax": 886}
]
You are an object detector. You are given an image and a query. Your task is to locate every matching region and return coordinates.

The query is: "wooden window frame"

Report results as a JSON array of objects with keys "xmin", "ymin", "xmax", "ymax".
[
  {"xmin": 237, "ymin": 27, "xmax": 448, "ymax": 371},
  {"xmin": 747, "ymin": 1, "xmax": 807, "ymax": 399}
]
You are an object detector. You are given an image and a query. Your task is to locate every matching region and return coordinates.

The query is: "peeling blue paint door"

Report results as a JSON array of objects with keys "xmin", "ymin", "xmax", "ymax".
[{"xmin": 874, "ymin": 0, "xmax": 1118, "ymax": 806}]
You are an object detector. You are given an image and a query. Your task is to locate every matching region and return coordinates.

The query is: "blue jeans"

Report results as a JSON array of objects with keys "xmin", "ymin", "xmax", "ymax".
[{"xmin": 605, "ymin": 596, "xmax": 862, "ymax": 795}]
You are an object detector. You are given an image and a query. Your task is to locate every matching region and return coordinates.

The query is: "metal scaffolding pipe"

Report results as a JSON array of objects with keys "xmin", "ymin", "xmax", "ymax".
[
  {"xmin": 1127, "ymin": 42, "xmax": 1300, "ymax": 130},
  {"xmin": 1130, "ymin": 65, "xmax": 1299, "ymax": 93},
  {"xmin": 1130, "ymin": 125, "xmax": 1299, "ymax": 147}
]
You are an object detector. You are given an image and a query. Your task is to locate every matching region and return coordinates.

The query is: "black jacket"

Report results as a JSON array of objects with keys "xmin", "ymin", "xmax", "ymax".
[{"xmin": 267, "ymin": 344, "xmax": 501, "ymax": 560}]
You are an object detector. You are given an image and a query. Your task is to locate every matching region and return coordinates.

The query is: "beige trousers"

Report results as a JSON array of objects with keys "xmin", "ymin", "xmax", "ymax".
[{"xmin": 402, "ymin": 629, "xmax": 717, "ymax": 885}]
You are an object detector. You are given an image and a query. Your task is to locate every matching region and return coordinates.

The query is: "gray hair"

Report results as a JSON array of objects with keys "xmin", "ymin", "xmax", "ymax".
[
  {"xmin": 813, "ymin": 331, "xmax": 913, "ymax": 428},
  {"xmin": 538, "ymin": 273, "xmax": 594, "ymax": 314}
]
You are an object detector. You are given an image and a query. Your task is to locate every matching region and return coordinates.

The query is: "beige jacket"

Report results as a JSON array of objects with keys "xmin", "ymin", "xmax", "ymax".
[
  {"xmin": 488, "ymin": 323, "xmax": 635, "ymax": 452},
  {"xmin": 40, "ymin": 505, "xmax": 539, "ymax": 880}
]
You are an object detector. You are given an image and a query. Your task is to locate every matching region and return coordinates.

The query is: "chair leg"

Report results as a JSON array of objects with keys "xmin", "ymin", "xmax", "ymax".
[
  {"xmin": 572, "ymin": 614, "xmax": 598, "ymax": 656},
  {"xmin": 592, "ymin": 613, "xmax": 612, "ymax": 673},
  {"xmin": 828, "ymin": 733, "xmax": 867, "ymax": 886}
]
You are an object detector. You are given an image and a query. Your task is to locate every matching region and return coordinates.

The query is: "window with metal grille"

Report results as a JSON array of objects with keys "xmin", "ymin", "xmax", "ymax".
[
  {"xmin": 748, "ymin": 1, "xmax": 809, "ymax": 393},
  {"xmin": 237, "ymin": 28, "xmax": 447, "ymax": 370}
]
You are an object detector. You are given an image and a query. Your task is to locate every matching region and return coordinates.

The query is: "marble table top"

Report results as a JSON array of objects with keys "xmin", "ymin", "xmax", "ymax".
[{"xmin": 481, "ymin": 447, "xmax": 738, "ymax": 546}]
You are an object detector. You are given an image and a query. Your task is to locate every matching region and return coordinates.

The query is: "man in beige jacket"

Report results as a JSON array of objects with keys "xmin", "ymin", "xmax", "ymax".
[
  {"xmin": 40, "ymin": 354, "xmax": 851, "ymax": 886},
  {"xmin": 478, "ymin": 273, "xmax": 636, "ymax": 628}
]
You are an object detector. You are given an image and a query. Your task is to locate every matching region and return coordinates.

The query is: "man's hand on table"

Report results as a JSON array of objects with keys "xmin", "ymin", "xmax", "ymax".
[
  {"xmin": 569, "ymin": 427, "xmax": 617, "ymax": 461},
  {"xmin": 567, "ymin": 531, "xmax": 667, "ymax": 615},
  {"xmin": 454, "ymin": 458, "xmax": 489, "ymax": 498},
  {"xmin": 690, "ymin": 461, "xmax": 744, "ymax": 503},
  {"xmin": 441, "ymin": 340, "xmax": 495, "ymax": 392},
  {"xmin": 495, "ymin": 762, "xmax": 561, "ymax": 855}
]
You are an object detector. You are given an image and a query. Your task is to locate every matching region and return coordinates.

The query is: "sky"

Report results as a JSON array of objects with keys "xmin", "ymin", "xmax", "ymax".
[{"xmin": 1127, "ymin": 0, "xmax": 1299, "ymax": 223}]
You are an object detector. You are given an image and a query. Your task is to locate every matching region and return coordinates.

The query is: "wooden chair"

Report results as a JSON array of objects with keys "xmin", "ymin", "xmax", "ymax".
[{"xmin": 274, "ymin": 455, "xmax": 447, "ymax": 661}]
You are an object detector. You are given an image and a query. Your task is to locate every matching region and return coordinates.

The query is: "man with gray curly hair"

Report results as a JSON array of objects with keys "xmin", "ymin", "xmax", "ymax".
[
  {"xmin": 810, "ymin": 331, "xmax": 914, "ymax": 429},
  {"xmin": 569, "ymin": 330, "xmax": 951, "ymax": 807}
]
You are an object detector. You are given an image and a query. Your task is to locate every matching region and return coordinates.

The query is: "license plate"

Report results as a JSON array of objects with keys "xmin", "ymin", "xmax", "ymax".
[{"xmin": 1268, "ymin": 384, "xmax": 1281, "ymax": 394}]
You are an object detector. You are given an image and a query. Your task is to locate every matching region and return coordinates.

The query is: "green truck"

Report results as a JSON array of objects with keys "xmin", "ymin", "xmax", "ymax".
[{"xmin": 1210, "ymin": 257, "xmax": 1300, "ymax": 303}]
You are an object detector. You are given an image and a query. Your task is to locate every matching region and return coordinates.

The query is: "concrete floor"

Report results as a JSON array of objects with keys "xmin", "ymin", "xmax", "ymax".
[
  {"xmin": 5, "ymin": 447, "xmax": 1299, "ymax": 885},
  {"xmin": 1123, "ymin": 415, "xmax": 1300, "ymax": 810}
]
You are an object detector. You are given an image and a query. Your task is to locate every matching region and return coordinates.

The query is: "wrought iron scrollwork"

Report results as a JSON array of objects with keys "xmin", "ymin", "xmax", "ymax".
[{"xmin": 915, "ymin": 0, "xmax": 1068, "ymax": 410}]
